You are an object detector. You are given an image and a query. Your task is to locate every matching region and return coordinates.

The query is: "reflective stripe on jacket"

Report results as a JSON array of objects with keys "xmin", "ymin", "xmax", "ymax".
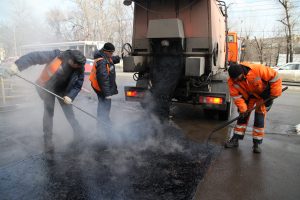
[
  {"xmin": 228, "ymin": 62, "xmax": 282, "ymax": 112},
  {"xmin": 89, "ymin": 58, "xmax": 111, "ymax": 92},
  {"xmin": 36, "ymin": 57, "xmax": 62, "ymax": 86}
]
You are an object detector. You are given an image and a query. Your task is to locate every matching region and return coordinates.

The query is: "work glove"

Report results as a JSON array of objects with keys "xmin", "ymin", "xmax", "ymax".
[
  {"xmin": 105, "ymin": 96, "xmax": 112, "ymax": 100},
  {"xmin": 6, "ymin": 63, "xmax": 20, "ymax": 76},
  {"xmin": 63, "ymin": 96, "xmax": 72, "ymax": 104},
  {"xmin": 260, "ymin": 84, "xmax": 271, "ymax": 100},
  {"xmin": 265, "ymin": 96, "xmax": 276, "ymax": 112}
]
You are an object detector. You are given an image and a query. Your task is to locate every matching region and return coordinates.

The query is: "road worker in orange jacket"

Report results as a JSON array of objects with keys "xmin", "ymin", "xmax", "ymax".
[
  {"xmin": 90, "ymin": 43, "xmax": 120, "ymax": 144},
  {"xmin": 225, "ymin": 62, "xmax": 282, "ymax": 153},
  {"xmin": 6, "ymin": 49, "xmax": 86, "ymax": 148}
]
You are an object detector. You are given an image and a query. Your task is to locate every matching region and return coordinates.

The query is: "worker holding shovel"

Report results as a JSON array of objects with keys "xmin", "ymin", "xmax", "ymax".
[
  {"xmin": 5, "ymin": 49, "xmax": 86, "ymax": 148},
  {"xmin": 225, "ymin": 62, "xmax": 282, "ymax": 153}
]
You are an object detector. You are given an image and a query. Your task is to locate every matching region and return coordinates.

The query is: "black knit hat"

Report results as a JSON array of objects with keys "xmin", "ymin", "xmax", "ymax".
[
  {"xmin": 69, "ymin": 50, "xmax": 86, "ymax": 65},
  {"xmin": 228, "ymin": 63, "xmax": 243, "ymax": 79},
  {"xmin": 102, "ymin": 42, "xmax": 115, "ymax": 52}
]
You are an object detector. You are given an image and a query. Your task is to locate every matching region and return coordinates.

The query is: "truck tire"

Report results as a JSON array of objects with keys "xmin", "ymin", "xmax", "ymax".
[
  {"xmin": 218, "ymin": 101, "xmax": 232, "ymax": 121},
  {"xmin": 121, "ymin": 43, "xmax": 132, "ymax": 59}
]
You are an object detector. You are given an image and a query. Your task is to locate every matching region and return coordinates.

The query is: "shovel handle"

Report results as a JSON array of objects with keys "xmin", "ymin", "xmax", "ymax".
[{"xmin": 15, "ymin": 74, "xmax": 99, "ymax": 120}]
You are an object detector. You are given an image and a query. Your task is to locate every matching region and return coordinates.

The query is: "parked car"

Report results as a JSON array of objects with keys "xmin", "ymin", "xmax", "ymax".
[{"xmin": 277, "ymin": 62, "xmax": 300, "ymax": 82}]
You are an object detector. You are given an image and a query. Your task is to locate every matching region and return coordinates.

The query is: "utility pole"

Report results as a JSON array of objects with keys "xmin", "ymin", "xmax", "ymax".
[{"xmin": 13, "ymin": 26, "xmax": 17, "ymax": 57}]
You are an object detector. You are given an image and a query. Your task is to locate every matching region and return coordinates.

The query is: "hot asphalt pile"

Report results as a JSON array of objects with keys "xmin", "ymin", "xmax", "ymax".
[{"xmin": 0, "ymin": 109, "xmax": 219, "ymax": 200}]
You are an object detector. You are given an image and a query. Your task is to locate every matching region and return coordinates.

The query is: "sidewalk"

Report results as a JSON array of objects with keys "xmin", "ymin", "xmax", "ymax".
[
  {"xmin": 194, "ymin": 89, "xmax": 300, "ymax": 200},
  {"xmin": 194, "ymin": 133, "xmax": 300, "ymax": 200}
]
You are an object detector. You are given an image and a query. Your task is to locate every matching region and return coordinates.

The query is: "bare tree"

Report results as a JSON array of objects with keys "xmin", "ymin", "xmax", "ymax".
[
  {"xmin": 45, "ymin": 0, "xmax": 106, "ymax": 41},
  {"xmin": 0, "ymin": 0, "xmax": 38, "ymax": 56},
  {"xmin": 56, "ymin": 0, "xmax": 133, "ymax": 52},
  {"xmin": 278, "ymin": 0, "xmax": 296, "ymax": 62},
  {"xmin": 106, "ymin": 0, "xmax": 133, "ymax": 52},
  {"xmin": 0, "ymin": 0, "xmax": 54, "ymax": 57},
  {"xmin": 67, "ymin": 0, "xmax": 106, "ymax": 41},
  {"xmin": 238, "ymin": 21, "xmax": 254, "ymax": 62},
  {"xmin": 254, "ymin": 36, "xmax": 265, "ymax": 64},
  {"xmin": 0, "ymin": 22, "xmax": 15, "ymax": 57},
  {"xmin": 46, "ymin": 8, "xmax": 68, "ymax": 41},
  {"xmin": 45, "ymin": 0, "xmax": 133, "ymax": 53}
]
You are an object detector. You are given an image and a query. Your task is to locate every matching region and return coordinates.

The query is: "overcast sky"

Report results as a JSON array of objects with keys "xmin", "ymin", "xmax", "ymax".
[
  {"xmin": 0, "ymin": 0, "xmax": 299, "ymax": 38},
  {"xmin": 226, "ymin": 0, "xmax": 300, "ymax": 37},
  {"xmin": 0, "ymin": 0, "xmax": 62, "ymax": 20}
]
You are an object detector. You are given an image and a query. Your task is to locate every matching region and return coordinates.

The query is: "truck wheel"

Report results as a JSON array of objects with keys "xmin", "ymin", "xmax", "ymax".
[
  {"xmin": 218, "ymin": 101, "xmax": 232, "ymax": 121},
  {"xmin": 121, "ymin": 43, "xmax": 132, "ymax": 59}
]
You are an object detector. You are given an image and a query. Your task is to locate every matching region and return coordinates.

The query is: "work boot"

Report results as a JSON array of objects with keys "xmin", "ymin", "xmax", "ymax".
[
  {"xmin": 73, "ymin": 127, "xmax": 85, "ymax": 144},
  {"xmin": 252, "ymin": 142, "xmax": 262, "ymax": 153},
  {"xmin": 224, "ymin": 136, "xmax": 239, "ymax": 148},
  {"xmin": 43, "ymin": 133, "xmax": 55, "ymax": 163}
]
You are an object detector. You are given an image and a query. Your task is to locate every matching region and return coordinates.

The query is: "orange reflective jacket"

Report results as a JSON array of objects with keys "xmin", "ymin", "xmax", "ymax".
[
  {"xmin": 36, "ymin": 57, "xmax": 62, "ymax": 86},
  {"xmin": 228, "ymin": 62, "xmax": 282, "ymax": 112},
  {"xmin": 89, "ymin": 58, "xmax": 111, "ymax": 92}
]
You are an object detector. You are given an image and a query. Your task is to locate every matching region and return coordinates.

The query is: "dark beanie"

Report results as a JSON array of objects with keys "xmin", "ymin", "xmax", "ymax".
[
  {"xmin": 102, "ymin": 42, "xmax": 115, "ymax": 52},
  {"xmin": 69, "ymin": 50, "xmax": 86, "ymax": 65},
  {"xmin": 228, "ymin": 63, "xmax": 243, "ymax": 79}
]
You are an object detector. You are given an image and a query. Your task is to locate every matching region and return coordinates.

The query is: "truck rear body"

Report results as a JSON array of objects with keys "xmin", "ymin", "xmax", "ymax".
[{"xmin": 123, "ymin": 0, "xmax": 232, "ymax": 120}]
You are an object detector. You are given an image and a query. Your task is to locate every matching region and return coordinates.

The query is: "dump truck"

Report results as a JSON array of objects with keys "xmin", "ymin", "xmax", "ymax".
[
  {"xmin": 122, "ymin": 0, "xmax": 232, "ymax": 120},
  {"xmin": 227, "ymin": 32, "xmax": 239, "ymax": 64}
]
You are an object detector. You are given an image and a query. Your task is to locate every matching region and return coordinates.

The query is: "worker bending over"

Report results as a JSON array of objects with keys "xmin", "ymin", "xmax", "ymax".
[
  {"xmin": 6, "ymin": 49, "xmax": 86, "ymax": 146},
  {"xmin": 226, "ymin": 62, "xmax": 282, "ymax": 153}
]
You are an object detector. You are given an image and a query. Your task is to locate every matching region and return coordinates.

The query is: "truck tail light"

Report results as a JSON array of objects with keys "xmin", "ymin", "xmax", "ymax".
[
  {"xmin": 199, "ymin": 96, "xmax": 223, "ymax": 104},
  {"xmin": 126, "ymin": 90, "xmax": 138, "ymax": 97},
  {"xmin": 124, "ymin": 86, "xmax": 147, "ymax": 101}
]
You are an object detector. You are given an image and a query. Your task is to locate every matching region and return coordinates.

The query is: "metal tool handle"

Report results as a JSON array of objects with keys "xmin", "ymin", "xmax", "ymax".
[
  {"xmin": 207, "ymin": 86, "xmax": 288, "ymax": 143},
  {"xmin": 15, "ymin": 74, "xmax": 98, "ymax": 120}
]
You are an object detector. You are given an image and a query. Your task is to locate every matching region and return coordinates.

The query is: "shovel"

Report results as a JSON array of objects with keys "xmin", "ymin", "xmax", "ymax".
[
  {"xmin": 206, "ymin": 86, "xmax": 288, "ymax": 146},
  {"xmin": 15, "ymin": 74, "xmax": 100, "ymax": 121}
]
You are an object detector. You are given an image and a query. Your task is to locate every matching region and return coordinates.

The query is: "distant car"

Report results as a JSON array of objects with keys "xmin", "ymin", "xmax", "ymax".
[
  {"xmin": 84, "ymin": 59, "xmax": 94, "ymax": 74},
  {"xmin": 277, "ymin": 62, "xmax": 300, "ymax": 82}
]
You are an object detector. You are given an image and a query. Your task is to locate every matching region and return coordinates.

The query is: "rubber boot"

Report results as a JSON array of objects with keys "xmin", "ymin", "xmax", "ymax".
[
  {"xmin": 73, "ymin": 126, "xmax": 84, "ymax": 144},
  {"xmin": 43, "ymin": 132, "xmax": 55, "ymax": 163},
  {"xmin": 253, "ymin": 142, "xmax": 262, "ymax": 153},
  {"xmin": 224, "ymin": 136, "xmax": 239, "ymax": 148},
  {"xmin": 44, "ymin": 132, "xmax": 54, "ymax": 152}
]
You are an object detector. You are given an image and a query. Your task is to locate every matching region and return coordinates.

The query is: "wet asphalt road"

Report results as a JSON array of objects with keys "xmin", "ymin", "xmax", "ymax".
[
  {"xmin": 1, "ymin": 71, "xmax": 300, "ymax": 199},
  {"xmin": 194, "ymin": 86, "xmax": 300, "ymax": 200},
  {"xmin": 0, "ymin": 72, "xmax": 222, "ymax": 200}
]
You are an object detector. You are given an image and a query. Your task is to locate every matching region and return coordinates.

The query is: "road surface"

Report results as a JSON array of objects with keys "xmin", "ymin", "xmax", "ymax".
[{"xmin": 0, "ymin": 71, "xmax": 299, "ymax": 200}]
